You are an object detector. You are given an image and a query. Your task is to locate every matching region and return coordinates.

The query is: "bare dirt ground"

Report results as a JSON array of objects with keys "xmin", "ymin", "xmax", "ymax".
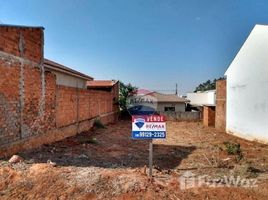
[{"xmin": 1, "ymin": 120, "xmax": 268, "ymax": 200}]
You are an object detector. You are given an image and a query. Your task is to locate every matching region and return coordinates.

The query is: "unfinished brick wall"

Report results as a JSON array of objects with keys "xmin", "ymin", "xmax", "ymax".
[
  {"xmin": 0, "ymin": 26, "xmax": 55, "ymax": 146},
  {"xmin": 56, "ymin": 86, "xmax": 118, "ymax": 128},
  {"xmin": 0, "ymin": 58, "xmax": 20, "ymax": 144},
  {"xmin": 0, "ymin": 26, "xmax": 43, "ymax": 63},
  {"xmin": 203, "ymin": 106, "xmax": 215, "ymax": 127},
  {"xmin": 215, "ymin": 80, "xmax": 226, "ymax": 130},
  {"xmin": 0, "ymin": 26, "xmax": 118, "ymax": 157}
]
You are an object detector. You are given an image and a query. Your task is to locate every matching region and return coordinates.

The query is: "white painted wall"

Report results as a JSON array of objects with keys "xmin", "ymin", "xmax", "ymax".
[
  {"xmin": 157, "ymin": 102, "xmax": 186, "ymax": 112},
  {"xmin": 225, "ymin": 24, "xmax": 268, "ymax": 143},
  {"xmin": 187, "ymin": 90, "xmax": 216, "ymax": 106}
]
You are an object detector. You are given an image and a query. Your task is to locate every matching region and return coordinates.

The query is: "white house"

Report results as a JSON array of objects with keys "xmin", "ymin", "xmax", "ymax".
[
  {"xmin": 153, "ymin": 92, "xmax": 189, "ymax": 112},
  {"xmin": 186, "ymin": 90, "xmax": 216, "ymax": 106},
  {"xmin": 225, "ymin": 24, "xmax": 268, "ymax": 144}
]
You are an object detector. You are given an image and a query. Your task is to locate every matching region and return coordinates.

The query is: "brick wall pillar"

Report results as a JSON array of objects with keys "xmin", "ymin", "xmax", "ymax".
[
  {"xmin": 215, "ymin": 79, "xmax": 226, "ymax": 130},
  {"xmin": 203, "ymin": 105, "xmax": 215, "ymax": 127}
]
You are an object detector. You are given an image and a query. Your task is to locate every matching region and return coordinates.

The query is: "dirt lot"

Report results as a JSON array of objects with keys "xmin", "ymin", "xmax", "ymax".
[{"xmin": 1, "ymin": 120, "xmax": 268, "ymax": 200}]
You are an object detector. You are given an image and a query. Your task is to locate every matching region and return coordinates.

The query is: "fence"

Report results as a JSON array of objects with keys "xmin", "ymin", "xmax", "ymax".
[{"xmin": 159, "ymin": 111, "xmax": 201, "ymax": 121}]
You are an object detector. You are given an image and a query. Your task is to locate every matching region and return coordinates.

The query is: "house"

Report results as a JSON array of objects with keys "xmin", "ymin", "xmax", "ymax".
[
  {"xmin": 224, "ymin": 24, "xmax": 268, "ymax": 143},
  {"xmin": 153, "ymin": 92, "xmax": 189, "ymax": 112},
  {"xmin": 186, "ymin": 90, "xmax": 216, "ymax": 106},
  {"xmin": 44, "ymin": 59, "xmax": 93, "ymax": 89}
]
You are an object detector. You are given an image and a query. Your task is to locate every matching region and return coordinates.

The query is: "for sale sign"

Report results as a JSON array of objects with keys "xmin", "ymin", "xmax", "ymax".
[{"xmin": 132, "ymin": 115, "xmax": 166, "ymax": 139}]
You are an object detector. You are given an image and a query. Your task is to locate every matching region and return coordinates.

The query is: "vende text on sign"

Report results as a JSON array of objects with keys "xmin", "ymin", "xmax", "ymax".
[{"xmin": 132, "ymin": 115, "xmax": 166, "ymax": 139}]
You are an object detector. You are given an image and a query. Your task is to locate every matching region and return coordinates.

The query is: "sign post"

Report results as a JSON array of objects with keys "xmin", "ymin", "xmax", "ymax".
[
  {"xmin": 132, "ymin": 115, "xmax": 166, "ymax": 177},
  {"xmin": 149, "ymin": 139, "xmax": 153, "ymax": 177}
]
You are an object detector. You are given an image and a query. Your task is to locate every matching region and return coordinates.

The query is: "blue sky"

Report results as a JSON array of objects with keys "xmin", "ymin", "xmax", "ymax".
[{"xmin": 1, "ymin": 0, "xmax": 268, "ymax": 94}]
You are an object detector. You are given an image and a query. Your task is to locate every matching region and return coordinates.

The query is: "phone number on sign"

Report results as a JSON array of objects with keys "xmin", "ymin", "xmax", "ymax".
[{"xmin": 132, "ymin": 131, "xmax": 166, "ymax": 138}]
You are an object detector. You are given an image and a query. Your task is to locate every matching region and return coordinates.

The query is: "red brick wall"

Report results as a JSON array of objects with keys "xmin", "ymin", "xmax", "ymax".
[
  {"xmin": 56, "ymin": 86, "xmax": 78, "ymax": 127},
  {"xmin": 0, "ymin": 26, "xmax": 46, "ymax": 146},
  {"xmin": 0, "ymin": 59, "xmax": 21, "ymax": 144},
  {"xmin": 215, "ymin": 80, "xmax": 226, "ymax": 130},
  {"xmin": 203, "ymin": 106, "xmax": 215, "ymax": 127},
  {"xmin": 56, "ymin": 86, "xmax": 118, "ymax": 128},
  {"xmin": 22, "ymin": 65, "xmax": 56, "ymax": 137},
  {"xmin": 0, "ymin": 26, "xmax": 119, "ymax": 157},
  {"xmin": 0, "ymin": 26, "xmax": 43, "ymax": 63}
]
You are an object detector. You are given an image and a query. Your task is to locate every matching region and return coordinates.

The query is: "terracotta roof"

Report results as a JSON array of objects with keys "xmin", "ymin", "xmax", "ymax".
[
  {"xmin": 153, "ymin": 92, "xmax": 189, "ymax": 103},
  {"xmin": 44, "ymin": 59, "xmax": 93, "ymax": 81},
  {"xmin": 87, "ymin": 80, "xmax": 118, "ymax": 88}
]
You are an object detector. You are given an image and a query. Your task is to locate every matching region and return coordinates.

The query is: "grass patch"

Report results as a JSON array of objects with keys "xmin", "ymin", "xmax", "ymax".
[
  {"xmin": 224, "ymin": 142, "xmax": 241, "ymax": 155},
  {"xmin": 224, "ymin": 141, "xmax": 243, "ymax": 161},
  {"xmin": 88, "ymin": 137, "xmax": 98, "ymax": 144},
  {"xmin": 76, "ymin": 135, "xmax": 99, "ymax": 144},
  {"xmin": 231, "ymin": 163, "xmax": 259, "ymax": 178},
  {"xmin": 93, "ymin": 119, "xmax": 106, "ymax": 129}
]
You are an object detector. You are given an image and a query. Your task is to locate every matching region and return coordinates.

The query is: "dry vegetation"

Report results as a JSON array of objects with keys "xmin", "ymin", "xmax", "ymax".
[{"xmin": 0, "ymin": 121, "xmax": 268, "ymax": 199}]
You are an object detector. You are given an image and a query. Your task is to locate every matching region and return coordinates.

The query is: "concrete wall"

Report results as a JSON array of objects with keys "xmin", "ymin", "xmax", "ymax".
[
  {"xmin": 187, "ymin": 90, "xmax": 216, "ymax": 106},
  {"xmin": 51, "ymin": 70, "xmax": 87, "ymax": 89},
  {"xmin": 0, "ymin": 26, "xmax": 119, "ymax": 157},
  {"xmin": 159, "ymin": 111, "xmax": 201, "ymax": 121},
  {"xmin": 225, "ymin": 25, "xmax": 268, "ymax": 144},
  {"xmin": 215, "ymin": 80, "xmax": 226, "ymax": 130},
  {"xmin": 157, "ymin": 102, "xmax": 185, "ymax": 112}
]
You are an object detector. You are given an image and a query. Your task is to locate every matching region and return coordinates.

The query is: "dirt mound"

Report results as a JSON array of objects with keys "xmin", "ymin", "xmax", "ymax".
[{"xmin": 0, "ymin": 167, "xmax": 22, "ymax": 192}]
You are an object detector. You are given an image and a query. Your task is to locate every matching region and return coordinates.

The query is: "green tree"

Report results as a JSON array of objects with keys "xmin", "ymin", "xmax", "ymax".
[
  {"xmin": 194, "ymin": 77, "xmax": 225, "ymax": 92},
  {"xmin": 118, "ymin": 81, "xmax": 137, "ymax": 111}
]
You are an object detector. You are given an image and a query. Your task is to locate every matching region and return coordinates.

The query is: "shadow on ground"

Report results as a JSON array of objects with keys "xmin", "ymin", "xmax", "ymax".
[{"xmin": 20, "ymin": 120, "xmax": 196, "ymax": 170}]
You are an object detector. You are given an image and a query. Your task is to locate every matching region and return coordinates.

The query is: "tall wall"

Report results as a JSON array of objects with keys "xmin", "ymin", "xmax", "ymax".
[
  {"xmin": 0, "ymin": 26, "xmax": 118, "ymax": 157},
  {"xmin": 0, "ymin": 26, "xmax": 43, "ymax": 63},
  {"xmin": 0, "ymin": 26, "xmax": 55, "ymax": 146},
  {"xmin": 215, "ymin": 80, "xmax": 226, "ymax": 130},
  {"xmin": 224, "ymin": 25, "xmax": 268, "ymax": 144}
]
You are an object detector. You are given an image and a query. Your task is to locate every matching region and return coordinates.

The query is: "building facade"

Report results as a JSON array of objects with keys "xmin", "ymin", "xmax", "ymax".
[
  {"xmin": 187, "ymin": 90, "xmax": 216, "ymax": 106},
  {"xmin": 225, "ymin": 24, "xmax": 268, "ymax": 143},
  {"xmin": 153, "ymin": 92, "xmax": 189, "ymax": 112}
]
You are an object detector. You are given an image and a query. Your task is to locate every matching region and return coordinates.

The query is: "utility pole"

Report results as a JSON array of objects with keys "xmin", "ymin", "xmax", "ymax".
[{"xmin": 175, "ymin": 83, "xmax": 178, "ymax": 95}]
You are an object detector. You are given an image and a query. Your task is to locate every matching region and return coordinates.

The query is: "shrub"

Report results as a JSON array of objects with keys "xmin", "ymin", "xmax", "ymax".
[
  {"xmin": 88, "ymin": 137, "xmax": 98, "ymax": 144},
  {"xmin": 93, "ymin": 119, "xmax": 106, "ymax": 129},
  {"xmin": 224, "ymin": 142, "xmax": 241, "ymax": 155},
  {"xmin": 224, "ymin": 141, "xmax": 243, "ymax": 161}
]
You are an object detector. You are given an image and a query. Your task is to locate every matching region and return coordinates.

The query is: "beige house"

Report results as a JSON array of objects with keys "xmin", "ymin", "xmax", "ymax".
[
  {"xmin": 44, "ymin": 59, "xmax": 93, "ymax": 89},
  {"xmin": 153, "ymin": 92, "xmax": 189, "ymax": 112}
]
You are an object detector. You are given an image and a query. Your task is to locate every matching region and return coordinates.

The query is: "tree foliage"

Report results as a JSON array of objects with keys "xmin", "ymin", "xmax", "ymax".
[
  {"xmin": 194, "ymin": 77, "xmax": 225, "ymax": 92},
  {"xmin": 118, "ymin": 81, "xmax": 137, "ymax": 111}
]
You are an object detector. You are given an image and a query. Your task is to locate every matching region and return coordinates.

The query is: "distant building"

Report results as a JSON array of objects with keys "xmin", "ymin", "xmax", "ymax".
[
  {"xmin": 225, "ymin": 24, "xmax": 268, "ymax": 143},
  {"xmin": 87, "ymin": 80, "xmax": 118, "ymax": 91},
  {"xmin": 186, "ymin": 90, "xmax": 216, "ymax": 106},
  {"xmin": 153, "ymin": 92, "xmax": 189, "ymax": 112},
  {"xmin": 44, "ymin": 59, "xmax": 93, "ymax": 89}
]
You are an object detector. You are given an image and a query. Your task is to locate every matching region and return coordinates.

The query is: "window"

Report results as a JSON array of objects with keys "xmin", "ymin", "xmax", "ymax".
[{"xmin": 164, "ymin": 107, "xmax": 175, "ymax": 112}]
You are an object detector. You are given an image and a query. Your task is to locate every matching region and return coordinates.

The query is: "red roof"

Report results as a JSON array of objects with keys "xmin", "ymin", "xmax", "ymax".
[{"xmin": 87, "ymin": 80, "xmax": 118, "ymax": 88}]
